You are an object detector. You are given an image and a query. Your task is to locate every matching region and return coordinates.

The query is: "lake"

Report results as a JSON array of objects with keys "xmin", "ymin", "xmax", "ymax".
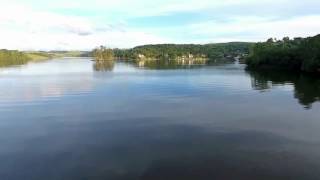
[{"xmin": 1, "ymin": 58, "xmax": 320, "ymax": 180}]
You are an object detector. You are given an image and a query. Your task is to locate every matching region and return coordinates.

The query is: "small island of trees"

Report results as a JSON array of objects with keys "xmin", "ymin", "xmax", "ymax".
[{"xmin": 92, "ymin": 46, "xmax": 114, "ymax": 61}]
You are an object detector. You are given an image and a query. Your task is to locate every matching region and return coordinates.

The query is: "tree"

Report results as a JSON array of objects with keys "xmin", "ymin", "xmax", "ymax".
[
  {"xmin": 267, "ymin": 38, "xmax": 274, "ymax": 43},
  {"xmin": 92, "ymin": 46, "xmax": 114, "ymax": 61},
  {"xmin": 246, "ymin": 34, "xmax": 320, "ymax": 73}
]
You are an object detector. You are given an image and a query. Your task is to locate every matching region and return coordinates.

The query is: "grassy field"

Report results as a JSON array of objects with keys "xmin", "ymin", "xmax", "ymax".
[
  {"xmin": 0, "ymin": 50, "xmax": 91, "ymax": 67},
  {"xmin": 25, "ymin": 52, "xmax": 53, "ymax": 61}
]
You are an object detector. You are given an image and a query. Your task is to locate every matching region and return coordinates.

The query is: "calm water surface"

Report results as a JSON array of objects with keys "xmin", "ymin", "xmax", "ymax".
[{"xmin": 1, "ymin": 58, "xmax": 320, "ymax": 180}]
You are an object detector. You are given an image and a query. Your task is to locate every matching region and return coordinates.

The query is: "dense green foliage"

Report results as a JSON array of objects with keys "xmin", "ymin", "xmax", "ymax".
[
  {"xmin": 0, "ymin": 49, "xmax": 30, "ymax": 67},
  {"xmin": 246, "ymin": 34, "xmax": 320, "ymax": 73},
  {"xmin": 93, "ymin": 42, "xmax": 252, "ymax": 61},
  {"xmin": 92, "ymin": 46, "xmax": 114, "ymax": 61}
]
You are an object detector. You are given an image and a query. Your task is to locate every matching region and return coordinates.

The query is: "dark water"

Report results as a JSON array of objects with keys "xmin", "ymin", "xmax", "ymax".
[{"xmin": 1, "ymin": 58, "xmax": 320, "ymax": 180}]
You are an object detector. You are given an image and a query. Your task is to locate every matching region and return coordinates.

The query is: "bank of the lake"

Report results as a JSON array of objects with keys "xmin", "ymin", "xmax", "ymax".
[
  {"xmin": 0, "ymin": 50, "xmax": 54, "ymax": 67},
  {"xmin": 0, "ymin": 50, "xmax": 92, "ymax": 67},
  {"xmin": 92, "ymin": 42, "xmax": 252, "ymax": 62}
]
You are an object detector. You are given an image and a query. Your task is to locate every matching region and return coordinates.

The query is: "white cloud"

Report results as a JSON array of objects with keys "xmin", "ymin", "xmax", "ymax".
[
  {"xmin": 189, "ymin": 15, "xmax": 320, "ymax": 42},
  {"xmin": 0, "ymin": 1, "xmax": 169, "ymax": 50},
  {"xmin": 0, "ymin": 0, "xmax": 319, "ymax": 50}
]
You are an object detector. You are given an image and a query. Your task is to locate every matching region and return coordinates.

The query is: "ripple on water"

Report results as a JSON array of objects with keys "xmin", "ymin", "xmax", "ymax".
[{"xmin": 1, "ymin": 59, "xmax": 320, "ymax": 180}]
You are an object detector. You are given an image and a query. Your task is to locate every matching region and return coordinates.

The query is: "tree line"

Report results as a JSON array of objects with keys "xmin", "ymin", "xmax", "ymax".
[
  {"xmin": 246, "ymin": 34, "xmax": 320, "ymax": 73},
  {"xmin": 92, "ymin": 42, "xmax": 252, "ymax": 61}
]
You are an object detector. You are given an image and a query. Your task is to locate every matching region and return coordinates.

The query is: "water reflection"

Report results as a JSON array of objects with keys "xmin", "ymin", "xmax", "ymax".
[
  {"xmin": 0, "ymin": 59, "xmax": 94, "ymax": 104},
  {"xmin": 2, "ymin": 114, "xmax": 320, "ymax": 180},
  {"xmin": 247, "ymin": 69, "xmax": 320, "ymax": 109},
  {"xmin": 134, "ymin": 59, "xmax": 208, "ymax": 69},
  {"xmin": 93, "ymin": 60, "xmax": 115, "ymax": 71},
  {"xmin": 1, "ymin": 58, "xmax": 320, "ymax": 180},
  {"xmin": 91, "ymin": 59, "xmax": 236, "ymax": 71},
  {"xmin": 0, "ymin": 60, "xmax": 26, "ymax": 67}
]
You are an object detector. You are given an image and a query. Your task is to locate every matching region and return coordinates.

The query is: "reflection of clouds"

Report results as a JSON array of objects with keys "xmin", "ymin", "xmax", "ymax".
[
  {"xmin": 0, "ymin": 58, "xmax": 93, "ymax": 76},
  {"xmin": 164, "ymin": 64, "xmax": 254, "ymax": 96},
  {"xmin": 112, "ymin": 62, "xmax": 139, "ymax": 73},
  {"xmin": 0, "ymin": 59, "xmax": 95, "ymax": 104},
  {"xmin": 0, "ymin": 76, "xmax": 94, "ymax": 105}
]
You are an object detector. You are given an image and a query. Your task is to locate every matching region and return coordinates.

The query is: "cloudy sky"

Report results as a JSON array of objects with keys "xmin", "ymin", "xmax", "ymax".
[{"xmin": 1, "ymin": 0, "xmax": 320, "ymax": 50}]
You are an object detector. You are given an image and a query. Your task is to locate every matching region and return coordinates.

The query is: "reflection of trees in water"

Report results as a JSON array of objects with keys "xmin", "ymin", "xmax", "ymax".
[
  {"xmin": 294, "ymin": 76, "xmax": 320, "ymax": 108},
  {"xmin": 134, "ymin": 59, "xmax": 210, "ymax": 69},
  {"xmin": 247, "ymin": 69, "xmax": 320, "ymax": 109},
  {"xmin": 93, "ymin": 60, "xmax": 115, "ymax": 72},
  {"xmin": 0, "ymin": 61, "xmax": 26, "ymax": 67}
]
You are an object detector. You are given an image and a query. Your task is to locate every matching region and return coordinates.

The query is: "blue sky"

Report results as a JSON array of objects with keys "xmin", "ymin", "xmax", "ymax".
[{"xmin": 1, "ymin": 0, "xmax": 320, "ymax": 50}]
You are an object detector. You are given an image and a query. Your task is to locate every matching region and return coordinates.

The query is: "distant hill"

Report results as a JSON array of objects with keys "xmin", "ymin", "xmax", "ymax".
[{"xmin": 48, "ymin": 51, "xmax": 91, "ymax": 57}]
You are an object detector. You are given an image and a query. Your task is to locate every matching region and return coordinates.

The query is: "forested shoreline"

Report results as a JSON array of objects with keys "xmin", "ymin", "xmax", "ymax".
[
  {"xmin": 3, "ymin": 34, "xmax": 320, "ymax": 73},
  {"xmin": 92, "ymin": 42, "xmax": 252, "ymax": 62},
  {"xmin": 246, "ymin": 34, "xmax": 320, "ymax": 73}
]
